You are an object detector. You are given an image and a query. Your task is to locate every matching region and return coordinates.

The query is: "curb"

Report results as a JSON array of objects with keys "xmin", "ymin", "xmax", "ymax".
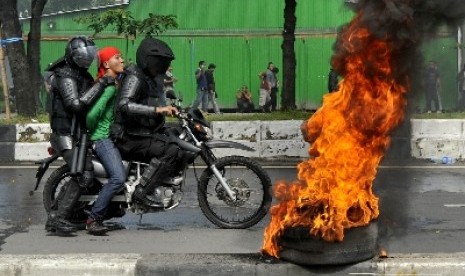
[
  {"xmin": 1, "ymin": 253, "xmax": 465, "ymax": 275},
  {"xmin": 135, "ymin": 253, "xmax": 465, "ymax": 275},
  {"xmin": 0, "ymin": 254, "xmax": 139, "ymax": 276}
]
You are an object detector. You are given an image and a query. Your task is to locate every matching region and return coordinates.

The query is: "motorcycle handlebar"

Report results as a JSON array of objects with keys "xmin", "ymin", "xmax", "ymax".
[{"xmin": 174, "ymin": 111, "xmax": 189, "ymax": 120}]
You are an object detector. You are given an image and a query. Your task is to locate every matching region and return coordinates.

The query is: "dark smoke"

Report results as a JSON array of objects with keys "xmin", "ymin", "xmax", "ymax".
[
  {"xmin": 334, "ymin": 0, "xmax": 465, "ymax": 100},
  {"xmin": 352, "ymin": 0, "xmax": 465, "ymax": 32}
]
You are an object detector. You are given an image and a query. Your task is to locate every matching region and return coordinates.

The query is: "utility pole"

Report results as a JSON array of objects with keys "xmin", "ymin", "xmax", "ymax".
[{"xmin": 0, "ymin": 28, "xmax": 11, "ymax": 120}]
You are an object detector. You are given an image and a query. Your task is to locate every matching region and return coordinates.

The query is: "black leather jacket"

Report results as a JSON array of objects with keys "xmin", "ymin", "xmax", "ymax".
[{"xmin": 113, "ymin": 64, "xmax": 165, "ymax": 137}]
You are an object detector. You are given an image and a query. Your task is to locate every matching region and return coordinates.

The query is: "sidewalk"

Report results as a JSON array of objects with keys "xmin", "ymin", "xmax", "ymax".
[{"xmin": 1, "ymin": 253, "xmax": 465, "ymax": 275}]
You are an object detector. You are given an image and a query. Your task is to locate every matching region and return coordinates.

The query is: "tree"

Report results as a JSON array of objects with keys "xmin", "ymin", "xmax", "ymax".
[
  {"xmin": 75, "ymin": 9, "xmax": 177, "ymax": 57},
  {"xmin": 0, "ymin": 0, "xmax": 47, "ymax": 117},
  {"xmin": 27, "ymin": 0, "xmax": 48, "ymax": 114},
  {"xmin": 281, "ymin": 0, "xmax": 297, "ymax": 110}
]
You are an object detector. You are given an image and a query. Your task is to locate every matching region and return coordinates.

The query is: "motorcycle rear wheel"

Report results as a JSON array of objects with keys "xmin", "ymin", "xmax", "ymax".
[{"xmin": 198, "ymin": 155, "xmax": 272, "ymax": 229}]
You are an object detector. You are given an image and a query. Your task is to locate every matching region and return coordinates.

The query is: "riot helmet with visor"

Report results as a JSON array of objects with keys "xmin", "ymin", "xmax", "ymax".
[{"xmin": 65, "ymin": 36, "xmax": 98, "ymax": 69}]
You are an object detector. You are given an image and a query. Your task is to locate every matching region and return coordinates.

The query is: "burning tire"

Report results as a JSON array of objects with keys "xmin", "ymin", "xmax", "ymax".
[{"xmin": 279, "ymin": 221, "xmax": 378, "ymax": 266}]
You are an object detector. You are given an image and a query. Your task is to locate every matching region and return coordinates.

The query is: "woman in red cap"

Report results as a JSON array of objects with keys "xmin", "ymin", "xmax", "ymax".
[{"xmin": 85, "ymin": 46, "xmax": 125, "ymax": 235}]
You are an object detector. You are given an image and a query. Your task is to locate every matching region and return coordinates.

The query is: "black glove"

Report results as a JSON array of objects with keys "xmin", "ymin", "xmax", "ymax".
[{"xmin": 100, "ymin": 75, "xmax": 116, "ymax": 86}]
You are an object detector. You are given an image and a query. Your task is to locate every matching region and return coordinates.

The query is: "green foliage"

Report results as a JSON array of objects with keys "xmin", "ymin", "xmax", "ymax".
[
  {"xmin": 206, "ymin": 111, "xmax": 313, "ymax": 121},
  {"xmin": 139, "ymin": 13, "xmax": 178, "ymax": 38},
  {"xmin": 163, "ymin": 110, "xmax": 314, "ymax": 123},
  {"xmin": 0, "ymin": 113, "xmax": 49, "ymax": 125},
  {"xmin": 412, "ymin": 112, "xmax": 465, "ymax": 119},
  {"xmin": 74, "ymin": 8, "xmax": 177, "ymax": 39}
]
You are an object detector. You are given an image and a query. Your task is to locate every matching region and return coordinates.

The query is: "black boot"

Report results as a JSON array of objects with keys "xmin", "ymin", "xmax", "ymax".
[
  {"xmin": 45, "ymin": 179, "xmax": 82, "ymax": 233},
  {"xmin": 45, "ymin": 212, "xmax": 77, "ymax": 233},
  {"xmin": 133, "ymin": 158, "xmax": 167, "ymax": 207},
  {"xmin": 133, "ymin": 185, "xmax": 164, "ymax": 207}
]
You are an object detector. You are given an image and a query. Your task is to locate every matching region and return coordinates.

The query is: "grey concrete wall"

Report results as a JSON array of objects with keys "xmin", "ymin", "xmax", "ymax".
[
  {"xmin": 410, "ymin": 119, "xmax": 465, "ymax": 160},
  {"xmin": 1, "ymin": 119, "xmax": 462, "ymax": 162}
]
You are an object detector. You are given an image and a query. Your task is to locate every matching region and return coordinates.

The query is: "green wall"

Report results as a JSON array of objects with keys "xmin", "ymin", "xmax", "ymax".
[{"xmin": 25, "ymin": 0, "xmax": 458, "ymax": 110}]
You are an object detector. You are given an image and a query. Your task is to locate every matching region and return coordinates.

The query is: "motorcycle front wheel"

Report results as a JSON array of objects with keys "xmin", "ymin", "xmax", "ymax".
[{"xmin": 198, "ymin": 155, "xmax": 272, "ymax": 229}]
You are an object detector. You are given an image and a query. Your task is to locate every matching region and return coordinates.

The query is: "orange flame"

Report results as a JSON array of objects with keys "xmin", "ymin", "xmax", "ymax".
[{"xmin": 262, "ymin": 13, "xmax": 408, "ymax": 258}]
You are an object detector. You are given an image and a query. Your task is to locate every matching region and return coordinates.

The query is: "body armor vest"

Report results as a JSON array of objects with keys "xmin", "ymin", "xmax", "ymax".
[
  {"xmin": 50, "ymin": 66, "xmax": 93, "ymax": 135},
  {"xmin": 113, "ymin": 65, "xmax": 165, "ymax": 137}
]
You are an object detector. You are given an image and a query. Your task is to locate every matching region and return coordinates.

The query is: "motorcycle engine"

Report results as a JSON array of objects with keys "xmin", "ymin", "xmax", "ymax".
[
  {"xmin": 152, "ymin": 176, "xmax": 184, "ymax": 209},
  {"xmin": 152, "ymin": 186, "xmax": 174, "ymax": 207}
]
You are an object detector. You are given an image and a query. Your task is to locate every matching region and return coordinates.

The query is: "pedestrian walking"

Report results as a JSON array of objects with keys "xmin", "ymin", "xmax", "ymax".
[
  {"xmin": 423, "ymin": 61, "xmax": 441, "ymax": 113},
  {"xmin": 192, "ymin": 60, "xmax": 208, "ymax": 112},
  {"xmin": 258, "ymin": 71, "xmax": 271, "ymax": 112},
  {"xmin": 164, "ymin": 66, "xmax": 177, "ymax": 104},
  {"xmin": 266, "ymin": 62, "xmax": 279, "ymax": 111},
  {"xmin": 205, "ymin": 63, "xmax": 220, "ymax": 114},
  {"xmin": 457, "ymin": 64, "xmax": 465, "ymax": 111}
]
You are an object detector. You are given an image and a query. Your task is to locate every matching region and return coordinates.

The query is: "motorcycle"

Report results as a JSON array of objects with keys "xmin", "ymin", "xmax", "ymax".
[{"xmin": 34, "ymin": 103, "xmax": 272, "ymax": 229}]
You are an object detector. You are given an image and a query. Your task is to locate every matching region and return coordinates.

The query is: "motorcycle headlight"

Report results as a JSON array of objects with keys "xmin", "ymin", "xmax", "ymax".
[
  {"xmin": 194, "ymin": 123, "xmax": 213, "ymax": 140},
  {"xmin": 204, "ymin": 126, "xmax": 213, "ymax": 140}
]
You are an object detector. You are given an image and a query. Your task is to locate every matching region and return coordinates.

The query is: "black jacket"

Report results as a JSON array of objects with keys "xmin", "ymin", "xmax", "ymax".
[
  {"xmin": 113, "ymin": 64, "xmax": 165, "ymax": 137},
  {"xmin": 205, "ymin": 69, "xmax": 215, "ymax": 91}
]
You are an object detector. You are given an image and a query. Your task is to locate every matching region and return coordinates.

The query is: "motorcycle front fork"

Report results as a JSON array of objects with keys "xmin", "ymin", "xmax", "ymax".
[
  {"xmin": 209, "ymin": 164, "xmax": 237, "ymax": 201},
  {"xmin": 199, "ymin": 147, "xmax": 237, "ymax": 201}
]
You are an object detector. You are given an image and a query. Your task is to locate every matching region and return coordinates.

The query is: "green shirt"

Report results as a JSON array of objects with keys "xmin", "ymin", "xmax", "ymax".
[{"xmin": 86, "ymin": 85, "xmax": 116, "ymax": 141}]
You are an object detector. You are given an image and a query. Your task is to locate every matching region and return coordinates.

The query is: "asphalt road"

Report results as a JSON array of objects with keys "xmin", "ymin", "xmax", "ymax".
[{"xmin": 0, "ymin": 163, "xmax": 464, "ymax": 256}]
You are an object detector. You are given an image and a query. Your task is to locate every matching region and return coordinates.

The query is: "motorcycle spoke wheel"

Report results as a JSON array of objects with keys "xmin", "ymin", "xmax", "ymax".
[{"xmin": 198, "ymin": 156, "xmax": 272, "ymax": 229}]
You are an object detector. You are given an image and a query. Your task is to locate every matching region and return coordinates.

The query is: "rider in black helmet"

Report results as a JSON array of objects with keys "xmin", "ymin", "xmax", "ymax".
[
  {"xmin": 111, "ymin": 37, "xmax": 180, "ymax": 207},
  {"xmin": 45, "ymin": 36, "xmax": 114, "ymax": 233}
]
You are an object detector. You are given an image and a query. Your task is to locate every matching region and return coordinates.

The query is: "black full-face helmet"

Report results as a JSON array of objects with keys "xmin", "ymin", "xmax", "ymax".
[
  {"xmin": 64, "ymin": 36, "xmax": 98, "ymax": 69},
  {"xmin": 136, "ymin": 38, "xmax": 175, "ymax": 77}
]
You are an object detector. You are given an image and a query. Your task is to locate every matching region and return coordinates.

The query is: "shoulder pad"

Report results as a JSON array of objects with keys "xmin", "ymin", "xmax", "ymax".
[
  {"xmin": 124, "ymin": 64, "xmax": 145, "ymax": 78},
  {"xmin": 55, "ymin": 67, "xmax": 79, "ymax": 79},
  {"xmin": 46, "ymin": 57, "xmax": 66, "ymax": 71}
]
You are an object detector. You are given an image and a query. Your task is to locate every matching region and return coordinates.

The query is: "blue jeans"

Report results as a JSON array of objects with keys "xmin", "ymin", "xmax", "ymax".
[
  {"xmin": 90, "ymin": 138, "xmax": 126, "ymax": 221},
  {"xmin": 192, "ymin": 88, "xmax": 208, "ymax": 111}
]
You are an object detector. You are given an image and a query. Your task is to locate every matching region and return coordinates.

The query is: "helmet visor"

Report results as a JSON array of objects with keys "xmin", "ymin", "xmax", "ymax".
[{"xmin": 71, "ymin": 45, "xmax": 98, "ymax": 69}]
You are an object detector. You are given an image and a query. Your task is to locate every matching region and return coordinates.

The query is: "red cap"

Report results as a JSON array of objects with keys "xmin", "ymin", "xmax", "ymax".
[{"xmin": 97, "ymin": 47, "xmax": 121, "ymax": 79}]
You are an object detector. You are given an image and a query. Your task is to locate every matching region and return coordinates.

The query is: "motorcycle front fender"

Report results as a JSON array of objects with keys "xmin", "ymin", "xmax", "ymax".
[{"xmin": 205, "ymin": 140, "xmax": 255, "ymax": 152}]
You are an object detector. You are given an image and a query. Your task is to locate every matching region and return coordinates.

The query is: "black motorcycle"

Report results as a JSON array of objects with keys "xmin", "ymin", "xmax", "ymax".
[{"xmin": 34, "ymin": 105, "xmax": 272, "ymax": 229}]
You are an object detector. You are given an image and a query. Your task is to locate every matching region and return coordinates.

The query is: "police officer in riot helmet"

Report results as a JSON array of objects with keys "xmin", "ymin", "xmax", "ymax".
[
  {"xmin": 45, "ymin": 36, "xmax": 115, "ymax": 233},
  {"xmin": 111, "ymin": 38, "xmax": 179, "ymax": 207}
]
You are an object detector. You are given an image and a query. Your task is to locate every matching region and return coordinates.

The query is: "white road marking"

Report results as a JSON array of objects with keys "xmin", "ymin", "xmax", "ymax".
[{"xmin": 444, "ymin": 204, "xmax": 465, "ymax": 208}]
